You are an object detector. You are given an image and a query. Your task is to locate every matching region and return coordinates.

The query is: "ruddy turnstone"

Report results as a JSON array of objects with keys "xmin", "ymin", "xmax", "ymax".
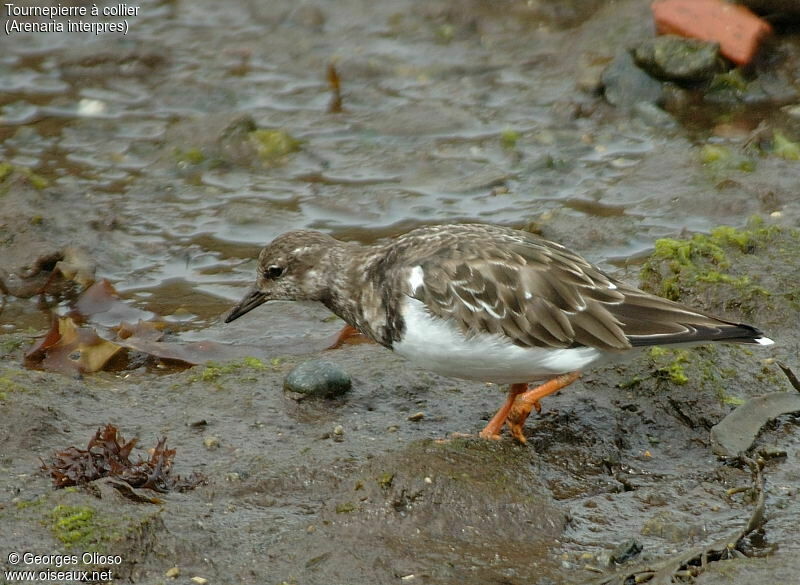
[{"xmin": 225, "ymin": 224, "xmax": 773, "ymax": 442}]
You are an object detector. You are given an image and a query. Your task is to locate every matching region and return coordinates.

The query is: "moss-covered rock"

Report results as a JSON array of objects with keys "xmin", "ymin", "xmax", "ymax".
[
  {"xmin": 633, "ymin": 36, "xmax": 722, "ymax": 83},
  {"xmin": 639, "ymin": 219, "xmax": 797, "ymax": 325}
]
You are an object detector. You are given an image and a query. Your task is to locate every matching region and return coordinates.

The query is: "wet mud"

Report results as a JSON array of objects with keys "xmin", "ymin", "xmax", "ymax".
[{"xmin": 2, "ymin": 0, "xmax": 800, "ymax": 584}]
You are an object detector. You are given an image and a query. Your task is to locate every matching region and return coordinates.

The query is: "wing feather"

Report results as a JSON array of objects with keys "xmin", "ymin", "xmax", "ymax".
[
  {"xmin": 407, "ymin": 229, "xmax": 631, "ymax": 350},
  {"xmin": 389, "ymin": 224, "xmax": 764, "ymax": 352}
]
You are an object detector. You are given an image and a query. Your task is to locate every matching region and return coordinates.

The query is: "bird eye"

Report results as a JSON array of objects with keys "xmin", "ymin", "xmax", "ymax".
[{"xmin": 266, "ymin": 265, "xmax": 284, "ymax": 279}]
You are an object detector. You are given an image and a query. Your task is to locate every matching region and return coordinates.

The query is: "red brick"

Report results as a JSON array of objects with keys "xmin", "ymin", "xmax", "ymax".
[{"xmin": 652, "ymin": 0, "xmax": 772, "ymax": 66}]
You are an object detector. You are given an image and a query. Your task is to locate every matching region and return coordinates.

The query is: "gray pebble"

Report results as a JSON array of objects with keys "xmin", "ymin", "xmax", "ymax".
[
  {"xmin": 284, "ymin": 359, "xmax": 351, "ymax": 398},
  {"xmin": 602, "ymin": 51, "xmax": 663, "ymax": 109}
]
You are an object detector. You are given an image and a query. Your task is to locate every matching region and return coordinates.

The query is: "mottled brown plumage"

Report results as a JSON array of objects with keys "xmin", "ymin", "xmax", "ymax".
[
  {"xmin": 226, "ymin": 224, "xmax": 768, "ymax": 350},
  {"xmin": 225, "ymin": 223, "xmax": 772, "ymax": 442}
]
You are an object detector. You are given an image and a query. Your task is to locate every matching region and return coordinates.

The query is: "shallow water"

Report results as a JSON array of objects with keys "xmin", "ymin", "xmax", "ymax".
[{"xmin": 4, "ymin": 0, "xmax": 797, "ymax": 337}]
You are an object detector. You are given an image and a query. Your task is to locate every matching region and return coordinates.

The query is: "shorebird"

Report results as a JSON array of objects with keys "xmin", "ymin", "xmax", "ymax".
[{"xmin": 225, "ymin": 224, "xmax": 773, "ymax": 442}]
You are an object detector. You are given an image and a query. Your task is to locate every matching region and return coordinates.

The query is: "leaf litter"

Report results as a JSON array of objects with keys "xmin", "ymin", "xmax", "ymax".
[{"xmin": 24, "ymin": 278, "xmax": 243, "ymax": 373}]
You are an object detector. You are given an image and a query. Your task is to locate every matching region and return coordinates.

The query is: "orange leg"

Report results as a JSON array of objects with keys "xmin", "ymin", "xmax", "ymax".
[
  {"xmin": 479, "ymin": 383, "xmax": 529, "ymax": 440},
  {"xmin": 326, "ymin": 324, "xmax": 369, "ymax": 350},
  {"xmin": 506, "ymin": 372, "xmax": 581, "ymax": 443}
]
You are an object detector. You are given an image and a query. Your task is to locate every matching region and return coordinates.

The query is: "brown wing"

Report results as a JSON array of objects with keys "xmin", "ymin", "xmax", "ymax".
[
  {"xmin": 400, "ymin": 226, "xmax": 762, "ymax": 350},
  {"xmin": 411, "ymin": 234, "xmax": 632, "ymax": 351},
  {"xmin": 393, "ymin": 225, "xmax": 765, "ymax": 351}
]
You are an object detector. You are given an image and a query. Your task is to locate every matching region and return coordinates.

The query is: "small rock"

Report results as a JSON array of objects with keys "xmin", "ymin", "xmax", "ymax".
[
  {"xmin": 601, "ymin": 51, "xmax": 663, "ymax": 109},
  {"xmin": 165, "ymin": 567, "xmax": 180, "ymax": 578},
  {"xmin": 407, "ymin": 411, "xmax": 425, "ymax": 422},
  {"xmin": 284, "ymin": 360, "xmax": 351, "ymax": 399},
  {"xmin": 191, "ymin": 577, "xmax": 208, "ymax": 585},
  {"xmin": 203, "ymin": 436, "xmax": 220, "ymax": 450},
  {"xmin": 609, "ymin": 538, "xmax": 643, "ymax": 565},
  {"xmin": 633, "ymin": 36, "xmax": 722, "ymax": 83}
]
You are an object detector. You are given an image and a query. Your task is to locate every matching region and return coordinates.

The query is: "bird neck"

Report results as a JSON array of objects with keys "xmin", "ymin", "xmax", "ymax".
[{"xmin": 318, "ymin": 241, "xmax": 368, "ymax": 327}]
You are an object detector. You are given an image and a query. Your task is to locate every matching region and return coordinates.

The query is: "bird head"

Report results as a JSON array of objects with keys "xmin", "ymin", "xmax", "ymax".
[{"xmin": 225, "ymin": 230, "xmax": 337, "ymax": 323}]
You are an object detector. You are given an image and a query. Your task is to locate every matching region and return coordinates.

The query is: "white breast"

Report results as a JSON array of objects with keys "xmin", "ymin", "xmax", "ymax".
[{"xmin": 392, "ymin": 296, "xmax": 608, "ymax": 384}]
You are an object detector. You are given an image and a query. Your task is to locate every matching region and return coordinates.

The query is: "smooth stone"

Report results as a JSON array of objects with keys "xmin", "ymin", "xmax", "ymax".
[
  {"xmin": 602, "ymin": 51, "xmax": 663, "ymax": 108},
  {"xmin": 284, "ymin": 359, "xmax": 351, "ymax": 398}
]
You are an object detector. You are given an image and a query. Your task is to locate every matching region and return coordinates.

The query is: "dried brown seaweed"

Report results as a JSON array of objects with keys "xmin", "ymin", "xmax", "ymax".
[{"xmin": 42, "ymin": 424, "xmax": 205, "ymax": 493}]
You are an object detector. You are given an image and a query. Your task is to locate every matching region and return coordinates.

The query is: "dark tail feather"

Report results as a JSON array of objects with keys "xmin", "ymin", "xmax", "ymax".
[{"xmin": 628, "ymin": 322, "xmax": 774, "ymax": 347}]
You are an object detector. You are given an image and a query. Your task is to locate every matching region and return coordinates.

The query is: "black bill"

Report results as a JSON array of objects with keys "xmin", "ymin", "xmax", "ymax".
[{"xmin": 225, "ymin": 288, "xmax": 268, "ymax": 323}]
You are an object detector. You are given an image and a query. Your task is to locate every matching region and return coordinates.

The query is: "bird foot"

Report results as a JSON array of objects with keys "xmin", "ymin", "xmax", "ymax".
[
  {"xmin": 326, "ymin": 324, "xmax": 370, "ymax": 350},
  {"xmin": 505, "ymin": 372, "xmax": 582, "ymax": 443}
]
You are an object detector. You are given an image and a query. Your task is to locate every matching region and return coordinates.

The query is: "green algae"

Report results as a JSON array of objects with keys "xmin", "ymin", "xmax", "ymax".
[
  {"xmin": 249, "ymin": 129, "xmax": 302, "ymax": 163},
  {"xmin": 620, "ymin": 344, "xmax": 757, "ymax": 407},
  {"xmin": 0, "ymin": 161, "xmax": 13, "ymax": 183},
  {"xmin": 376, "ymin": 472, "xmax": 395, "ymax": 489},
  {"xmin": 188, "ymin": 356, "xmax": 270, "ymax": 387},
  {"xmin": 43, "ymin": 496, "xmax": 163, "ymax": 559},
  {"xmin": 699, "ymin": 144, "xmax": 755, "ymax": 173},
  {"xmin": 640, "ymin": 221, "xmax": 777, "ymax": 305},
  {"xmin": 500, "ymin": 129, "xmax": 521, "ymax": 150},
  {"xmin": 335, "ymin": 502, "xmax": 357, "ymax": 514},
  {"xmin": 647, "ymin": 347, "xmax": 689, "ymax": 385},
  {"xmin": 0, "ymin": 160, "xmax": 49, "ymax": 193},
  {"xmin": 15, "ymin": 496, "xmax": 44, "ymax": 510},
  {"xmin": 173, "ymin": 147, "xmax": 207, "ymax": 165},
  {"xmin": 0, "ymin": 368, "xmax": 29, "ymax": 401},
  {"xmin": 709, "ymin": 69, "xmax": 748, "ymax": 92},
  {"xmin": 50, "ymin": 504, "xmax": 97, "ymax": 547},
  {"xmin": 434, "ymin": 23, "xmax": 455, "ymax": 44},
  {"xmin": 771, "ymin": 130, "xmax": 800, "ymax": 161}
]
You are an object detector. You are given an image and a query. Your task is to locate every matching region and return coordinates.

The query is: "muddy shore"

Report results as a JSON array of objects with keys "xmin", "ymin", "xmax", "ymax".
[{"xmin": 2, "ymin": 1, "xmax": 800, "ymax": 584}]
